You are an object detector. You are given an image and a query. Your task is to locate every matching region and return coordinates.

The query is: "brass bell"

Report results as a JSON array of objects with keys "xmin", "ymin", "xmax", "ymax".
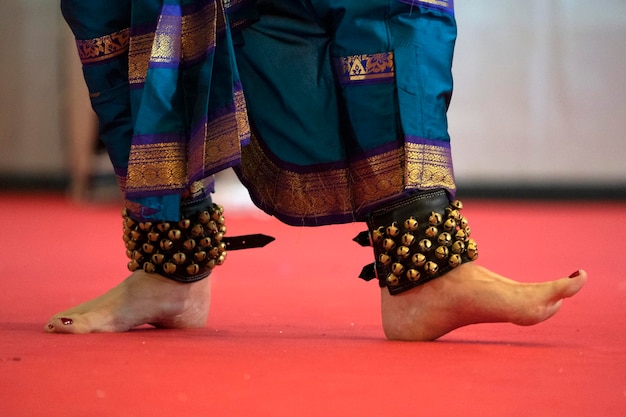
[
  {"xmin": 428, "ymin": 212, "xmax": 443, "ymax": 226},
  {"xmin": 125, "ymin": 240, "xmax": 138, "ymax": 250},
  {"xmin": 211, "ymin": 210, "xmax": 221, "ymax": 221},
  {"xmin": 143, "ymin": 262, "xmax": 156, "ymax": 273},
  {"xmin": 448, "ymin": 254, "xmax": 462, "ymax": 268},
  {"xmin": 122, "ymin": 233, "xmax": 130, "ymax": 243},
  {"xmin": 378, "ymin": 253, "xmax": 391, "ymax": 266},
  {"xmin": 157, "ymin": 222, "xmax": 171, "ymax": 233},
  {"xmin": 160, "ymin": 239, "xmax": 174, "ymax": 251},
  {"xmin": 121, "ymin": 208, "xmax": 128, "ymax": 217},
  {"xmin": 218, "ymin": 242, "xmax": 227, "ymax": 253},
  {"xmin": 401, "ymin": 233, "xmax": 416, "ymax": 247},
  {"xmin": 191, "ymin": 224, "xmax": 204, "ymax": 237},
  {"xmin": 183, "ymin": 239, "xmax": 196, "ymax": 251},
  {"xmin": 418, "ymin": 239, "xmax": 432, "ymax": 252},
  {"xmin": 460, "ymin": 217, "xmax": 469, "ymax": 230},
  {"xmin": 382, "ymin": 238, "xmax": 396, "ymax": 251},
  {"xmin": 451, "ymin": 200, "xmax": 463, "ymax": 210},
  {"xmin": 163, "ymin": 262, "xmax": 177, "ymax": 274},
  {"xmin": 127, "ymin": 260, "xmax": 140, "ymax": 271},
  {"xmin": 386, "ymin": 222, "xmax": 400, "ymax": 237},
  {"xmin": 178, "ymin": 219, "xmax": 191, "ymax": 229},
  {"xmin": 126, "ymin": 249, "xmax": 133, "ymax": 259},
  {"xmin": 467, "ymin": 239, "xmax": 478, "ymax": 260},
  {"xmin": 218, "ymin": 225, "xmax": 227, "ymax": 234},
  {"xmin": 124, "ymin": 217, "xmax": 136, "ymax": 228},
  {"xmin": 424, "ymin": 261, "xmax": 439, "ymax": 276},
  {"xmin": 406, "ymin": 269, "xmax": 421, "ymax": 282},
  {"xmin": 208, "ymin": 247, "xmax": 220, "ymax": 258},
  {"xmin": 455, "ymin": 229, "xmax": 468, "ymax": 241},
  {"xmin": 139, "ymin": 222, "xmax": 152, "ymax": 231},
  {"xmin": 131, "ymin": 230, "xmax": 143, "ymax": 241},
  {"xmin": 216, "ymin": 254, "xmax": 226, "ymax": 265},
  {"xmin": 386, "ymin": 273, "xmax": 400, "ymax": 286},
  {"xmin": 404, "ymin": 217, "xmax": 419, "ymax": 231},
  {"xmin": 194, "ymin": 251, "xmax": 207, "ymax": 262},
  {"xmin": 411, "ymin": 252, "xmax": 426, "ymax": 267},
  {"xmin": 147, "ymin": 232, "xmax": 160, "ymax": 242},
  {"xmin": 391, "ymin": 262, "xmax": 405, "ymax": 276},
  {"xmin": 131, "ymin": 250, "xmax": 143, "ymax": 261},
  {"xmin": 425, "ymin": 226, "xmax": 438, "ymax": 238},
  {"xmin": 437, "ymin": 232, "xmax": 452, "ymax": 247},
  {"xmin": 435, "ymin": 246, "xmax": 449, "ymax": 260},
  {"xmin": 451, "ymin": 240, "xmax": 466, "ymax": 254},
  {"xmin": 151, "ymin": 253, "xmax": 165, "ymax": 265},
  {"xmin": 168, "ymin": 229, "xmax": 182, "ymax": 241},
  {"xmin": 207, "ymin": 220, "xmax": 218, "ymax": 232},
  {"xmin": 198, "ymin": 237, "xmax": 212, "ymax": 247},
  {"xmin": 372, "ymin": 227, "xmax": 385, "ymax": 244},
  {"xmin": 217, "ymin": 215, "xmax": 226, "ymax": 226},
  {"xmin": 206, "ymin": 259, "xmax": 217, "ymax": 270},
  {"xmin": 198, "ymin": 210, "xmax": 211, "ymax": 224},
  {"xmin": 397, "ymin": 246, "xmax": 411, "ymax": 260},
  {"xmin": 186, "ymin": 264, "xmax": 200, "ymax": 275},
  {"xmin": 142, "ymin": 243, "xmax": 155, "ymax": 254},
  {"xmin": 443, "ymin": 218, "xmax": 457, "ymax": 232},
  {"xmin": 447, "ymin": 209, "xmax": 461, "ymax": 221},
  {"xmin": 172, "ymin": 252, "xmax": 187, "ymax": 265},
  {"xmin": 214, "ymin": 232, "xmax": 224, "ymax": 242}
]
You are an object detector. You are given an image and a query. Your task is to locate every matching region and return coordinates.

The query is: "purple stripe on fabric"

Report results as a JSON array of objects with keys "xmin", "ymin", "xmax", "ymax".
[
  {"xmin": 132, "ymin": 133, "xmax": 184, "ymax": 145},
  {"xmin": 396, "ymin": 0, "xmax": 454, "ymax": 15}
]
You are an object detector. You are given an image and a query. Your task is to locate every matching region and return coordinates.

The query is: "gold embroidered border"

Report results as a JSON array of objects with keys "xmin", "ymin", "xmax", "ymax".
[
  {"xmin": 129, "ymin": 31, "xmax": 154, "ymax": 85},
  {"xmin": 239, "ymin": 134, "xmax": 455, "ymax": 222},
  {"xmin": 76, "ymin": 28, "xmax": 130, "ymax": 64},
  {"xmin": 182, "ymin": 2, "xmax": 217, "ymax": 62},
  {"xmin": 405, "ymin": 142, "xmax": 456, "ymax": 190},
  {"xmin": 126, "ymin": 142, "xmax": 188, "ymax": 192},
  {"xmin": 336, "ymin": 52, "xmax": 395, "ymax": 84},
  {"xmin": 129, "ymin": 3, "xmax": 217, "ymax": 85}
]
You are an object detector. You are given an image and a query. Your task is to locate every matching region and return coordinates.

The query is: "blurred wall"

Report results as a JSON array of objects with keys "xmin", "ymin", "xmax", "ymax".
[{"xmin": 0, "ymin": 1, "xmax": 625, "ymax": 187}]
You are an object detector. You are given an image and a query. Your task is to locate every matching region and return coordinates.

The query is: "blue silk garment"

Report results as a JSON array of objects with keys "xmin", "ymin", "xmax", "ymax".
[
  {"xmin": 62, "ymin": 0, "xmax": 250, "ymax": 221},
  {"xmin": 62, "ymin": 0, "xmax": 457, "ymax": 225},
  {"xmin": 233, "ymin": 0, "xmax": 458, "ymax": 225}
]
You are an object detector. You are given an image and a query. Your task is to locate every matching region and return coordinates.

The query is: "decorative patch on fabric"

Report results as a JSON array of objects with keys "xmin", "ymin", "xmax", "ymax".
[
  {"xmin": 396, "ymin": 0, "xmax": 454, "ymax": 14},
  {"xmin": 238, "ymin": 133, "xmax": 456, "ymax": 226},
  {"xmin": 126, "ymin": 139, "xmax": 188, "ymax": 196},
  {"xmin": 334, "ymin": 52, "xmax": 395, "ymax": 86},
  {"xmin": 75, "ymin": 28, "xmax": 130, "ymax": 65}
]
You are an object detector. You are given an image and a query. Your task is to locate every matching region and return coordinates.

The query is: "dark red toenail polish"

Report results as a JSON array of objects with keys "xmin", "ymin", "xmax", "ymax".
[
  {"xmin": 568, "ymin": 270, "xmax": 580, "ymax": 278},
  {"xmin": 60, "ymin": 318, "xmax": 73, "ymax": 325}
]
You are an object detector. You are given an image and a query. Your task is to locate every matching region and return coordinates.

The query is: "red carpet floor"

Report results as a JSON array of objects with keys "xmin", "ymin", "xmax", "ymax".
[{"xmin": 1, "ymin": 193, "xmax": 624, "ymax": 416}]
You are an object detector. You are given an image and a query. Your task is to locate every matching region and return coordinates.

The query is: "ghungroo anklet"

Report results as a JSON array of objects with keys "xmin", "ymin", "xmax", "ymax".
[
  {"xmin": 354, "ymin": 190, "xmax": 478, "ymax": 295},
  {"xmin": 122, "ymin": 204, "xmax": 274, "ymax": 283}
]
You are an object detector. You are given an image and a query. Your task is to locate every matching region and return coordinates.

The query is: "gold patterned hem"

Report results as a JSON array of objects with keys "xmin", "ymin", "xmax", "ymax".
[{"xmin": 238, "ymin": 133, "xmax": 456, "ymax": 224}]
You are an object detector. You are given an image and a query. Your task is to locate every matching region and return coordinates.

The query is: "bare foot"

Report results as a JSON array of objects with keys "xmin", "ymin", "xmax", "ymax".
[
  {"xmin": 381, "ymin": 263, "xmax": 587, "ymax": 341},
  {"xmin": 45, "ymin": 271, "xmax": 211, "ymax": 334}
]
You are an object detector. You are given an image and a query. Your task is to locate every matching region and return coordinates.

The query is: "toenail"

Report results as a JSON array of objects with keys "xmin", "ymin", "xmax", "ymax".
[
  {"xmin": 60, "ymin": 318, "xmax": 73, "ymax": 325},
  {"xmin": 568, "ymin": 270, "xmax": 580, "ymax": 278},
  {"xmin": 47, "ymin": 324, "xmax": 54, "ymax": 330}
]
